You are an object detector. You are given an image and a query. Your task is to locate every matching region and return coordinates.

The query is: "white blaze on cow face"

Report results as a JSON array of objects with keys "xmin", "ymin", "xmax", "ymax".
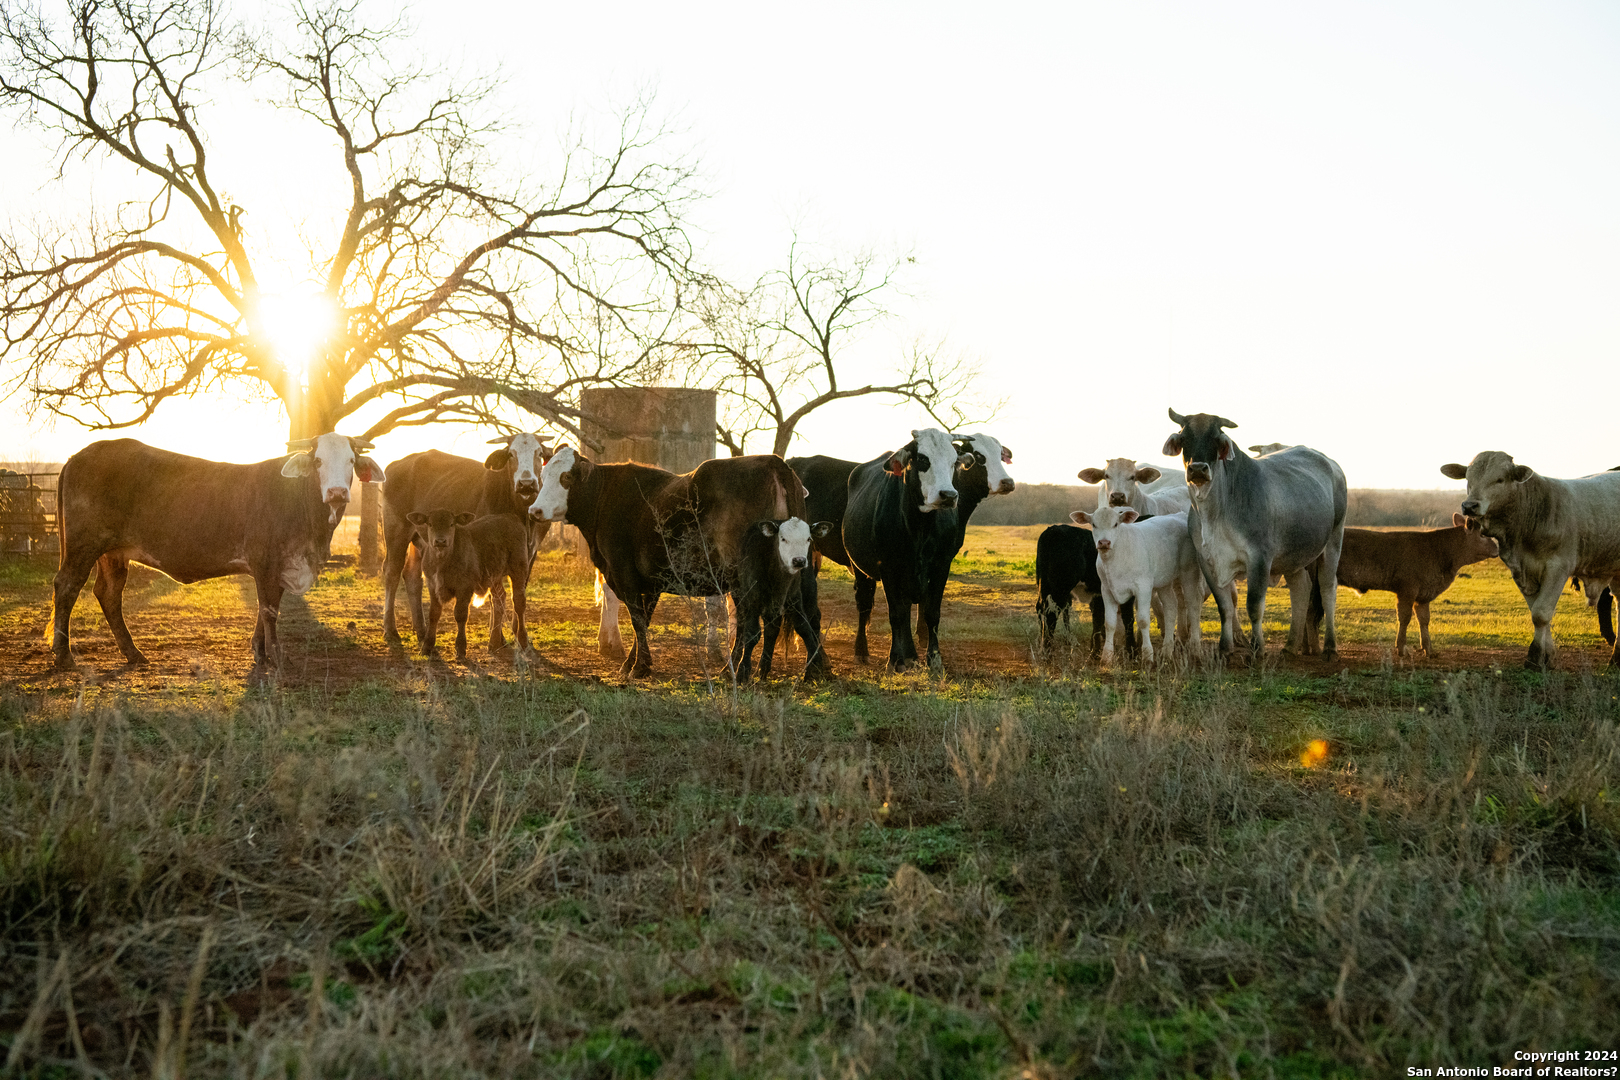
[
  {"xmin": 531, "ymin": 444, "xmax": 576, "ymax": 522},
  {"xmin": 911, "ymin": 427, "xmax": 965, "ymax": 512},
  {"xmin": 279, "ymin": 432, "xmax": 386, "ymax": 526},
  {"xmin": 759, "ymin": 518, "xmax": 833, "ymax": 572},
  {"xmin": 956, "ymin": 432, "xmax": 1015, "ymax": 495},
  {"xmin": 487, "ymin": 432, "xmax": 547, "ymax": 507}
]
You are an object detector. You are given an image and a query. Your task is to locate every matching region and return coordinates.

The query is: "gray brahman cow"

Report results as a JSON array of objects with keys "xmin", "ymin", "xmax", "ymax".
[
  {"xmin": 1441, "ymin": 452, "xmax": 1620, "ymax": 669},
  {"xmin": 1163, "ymin": 409, "xmax": 1347, "ymax": 660}
]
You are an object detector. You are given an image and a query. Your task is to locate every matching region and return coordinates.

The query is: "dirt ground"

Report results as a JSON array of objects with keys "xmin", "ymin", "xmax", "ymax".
[{"xmin": 2, "ymin": 523, "xmax": 1613, "ymax": 696}]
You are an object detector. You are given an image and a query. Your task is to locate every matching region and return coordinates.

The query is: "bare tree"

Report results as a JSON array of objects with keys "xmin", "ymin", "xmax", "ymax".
[
  {"xmin": 667, "ymin": 239, "xmax": 991, "ymax": 458},
  {"xmin": 0, "ymin": 0, "xmax": 700, "ymax": 443}
]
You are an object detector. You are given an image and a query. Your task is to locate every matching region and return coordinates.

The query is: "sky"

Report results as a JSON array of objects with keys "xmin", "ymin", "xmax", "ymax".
[{"xmin": 3, "ymin": 0, "xmax": 1618, "ymax": 487}]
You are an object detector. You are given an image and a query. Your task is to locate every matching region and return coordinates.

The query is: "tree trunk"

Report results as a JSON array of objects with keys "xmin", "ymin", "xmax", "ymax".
[{"xmin": 358, "ymin": 481, "xmax": 381, "ymax": 577}]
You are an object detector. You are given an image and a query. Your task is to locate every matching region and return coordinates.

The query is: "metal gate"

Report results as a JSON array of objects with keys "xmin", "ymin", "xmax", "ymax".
[{"xmin": 0, "ymin": 469, "xmax": 59, "ymax": 556}]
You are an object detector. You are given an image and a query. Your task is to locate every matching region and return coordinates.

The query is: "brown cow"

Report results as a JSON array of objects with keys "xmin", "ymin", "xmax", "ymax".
[
  {"xmin": 405, "ymin": 510, "xmax": 533, "ymax": 661},
  {"xmin": 530, "ymin": 446, "xmax": 829, "ymax": 680},
  {"xmin": 1306, "ymin": 513, "xmax": 1499, "ymax": 656},
  {"xmin": 49, "ymin": 433, "xmax": 383, "ymax": 670},
  {"xmin": 380, "ymin": 433, "xmax": 550, "ymax": 651}
]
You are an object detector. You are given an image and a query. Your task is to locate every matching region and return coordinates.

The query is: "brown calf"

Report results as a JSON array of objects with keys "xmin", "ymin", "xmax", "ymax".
[
  {"xmin": 1309, "ymin": 513, "xmax": 1499, "ymax": 656},
  {"xmin": 406, "ymin": 510, "xmax": 532, "ymax": 661}
]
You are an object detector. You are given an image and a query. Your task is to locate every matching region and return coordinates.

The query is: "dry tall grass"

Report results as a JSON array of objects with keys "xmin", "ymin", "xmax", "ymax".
[{"xmin": 2, "ymin": 666, "xmax": 1615, "ymax": 1077}]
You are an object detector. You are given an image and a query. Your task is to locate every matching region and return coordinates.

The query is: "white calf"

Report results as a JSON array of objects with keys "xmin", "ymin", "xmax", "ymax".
[{"xmin": 1070, "ymin": 506, "xmax": 1204, "ymax": 664}]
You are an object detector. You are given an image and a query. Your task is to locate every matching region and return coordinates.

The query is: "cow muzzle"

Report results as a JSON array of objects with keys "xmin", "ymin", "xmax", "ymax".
[
  {"xmin": 515, "ymin": 478, "xmax": 539, "ymax": 500},
  {"xmin": 1461, "ymin": 500, "xmax": 1481, "ymax": 518},
  {"xmin": 324, "ymin": 488, "xmax": 349, "ymax": 524},
  {"xmin": 926, "ymin": 491, "xmax": 958, "ymax": 510},
  {"xmin": 997, "ymin": 479, "xmax": 1015, "ymax": 495},
  {"xmin": 1108, "ymin": 492, "xmax": 1128, "ymax": 506},
  {"xmin": 791, "ymin": 556, "xmax": 807, "ymax": 570},
  {"xmin": 1186, "ymin": 462, "xmax": 1212, "ymax": 485},
  {"xmin": 1096, "ymin": 538, "xmax": 1112, "ymax": 552}
]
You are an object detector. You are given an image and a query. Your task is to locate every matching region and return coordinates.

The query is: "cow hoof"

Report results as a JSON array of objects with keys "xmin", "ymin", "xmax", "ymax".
[
  {"xmin": 383, "ymin": 630, "xmax": 402, "ymax": 645},
  {"xmin": 455, "ymin": 650, "xmax": 468, "ymax": 662},
  {"xmin": 1320, "ymin": 649, "xmax": 1337, "ymax": 661},
  {"xmin": 53, "ymin": 653, "xmax": 76, "ymax": 672}
]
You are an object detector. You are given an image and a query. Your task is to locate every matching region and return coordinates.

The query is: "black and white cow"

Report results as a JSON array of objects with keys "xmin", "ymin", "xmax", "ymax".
[
  {"xmin": 1163, "ymin": 409, "xmax": 1346, "ymax": 660},
  {"xmin": 773, "ymin": 432, "xmax": 1014, "ymax": 664},
  {"xmin": 840, "ymin": 427, "xmax": 978, "ymax": 672}
]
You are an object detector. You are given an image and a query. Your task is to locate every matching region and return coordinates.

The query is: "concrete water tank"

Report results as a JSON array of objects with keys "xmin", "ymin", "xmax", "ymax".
[{"xmin": 579, "ymin": 387, "xmax": 717, "ymax": 472}]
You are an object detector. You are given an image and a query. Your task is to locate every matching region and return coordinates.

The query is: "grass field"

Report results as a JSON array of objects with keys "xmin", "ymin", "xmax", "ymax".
[{"xmin": 1, "ymin": 525, "xmax": 1617, "ymax": 1078}]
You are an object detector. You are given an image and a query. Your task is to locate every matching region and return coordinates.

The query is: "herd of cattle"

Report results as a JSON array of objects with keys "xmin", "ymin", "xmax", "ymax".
[{"xmin": 40, "ymin": 410, "xmax": 1620, "ymax": 678}]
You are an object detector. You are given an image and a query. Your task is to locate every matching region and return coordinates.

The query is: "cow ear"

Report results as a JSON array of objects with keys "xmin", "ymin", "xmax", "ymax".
[
  {"xmin": 1078, "ymin": 467, "xmax": 1106, "ymax": 484},
  {"xmin": 757, "ymin": 521, "xmax": 779, "ymax": 537},
  {"xmin": 1000, "ymin": 446, "xmax": 1012, "ymax": 464},
  {"xmin": 407, "ymin": 512, "xmax": 427, "ymax": 526},
  {"xmin": 1135, "ymin": 467, "xmax": 1161, "ymax": 484},
  {"xmin": 1439, "ymin": 463, "xmax": 1468, "ymax": 480},
  {"xmin": 1453, "ymin": 512, "xmax": 1467, "ymax": 528},
  {"xmin": 812, "ymin": 520, "xmax": 833, "ymax": 539},
  {"xmin": 1069, "ymin": 510, "xmax": 1091, "ymax": 525},
  {"xmin": 455, "ymin": 513, "xmax": 475, "ymax": 527},
  {"xmin": 355, "ymin": 455, "xmax": 385, "ymax": 483},
  {"xmin": 1161, "ymin": 434, "xmax": 1182, "ymax": 457},
  {"xmin": 1216, "ymin": 436, "xmax": 1232, "ymax": 461},
  {"xmin": 280, "ymin": 452, "xmax": 315, "ymax": 478},
  {"xmin": 956, "ymin": 451, "xmax": 976, "ymax": 468},
  {"xmin": 1120, "ymin": 509, "xmax": 1140, "ymax": 524},
  {"xmin": 484, "ymin": 448, "xmax": 512, "ymax": 470},
  {"xmin": 885, "ymin": 449, "xmax": 910, "ymax": 475},
  {"xmin": 1510, "ymin": 464, "xmax": 1534, "ymax": 483}
]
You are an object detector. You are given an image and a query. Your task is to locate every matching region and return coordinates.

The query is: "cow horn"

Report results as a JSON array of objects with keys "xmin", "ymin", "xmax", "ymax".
[
  {"xmin": 1213, "ymin": 415, "xmax": 1238, "ymax": 429},
  {"xmin": 348, "ymin": 436, "xmax": 375, "ymax": 451},
  {"xmin": 286, "ymin": 437, "xmax": 316, "ymax": 450},
  {"xmin": 486, "ymin": 434, "xmax": 514, "ymax": 445},
  {"xmin": 1167, "ymin": 408, "xmax": 1189, "ymax": 426}
]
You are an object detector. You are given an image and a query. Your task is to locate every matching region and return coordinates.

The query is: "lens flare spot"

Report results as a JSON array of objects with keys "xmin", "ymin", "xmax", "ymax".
[
  {"xmin": 1300, "ymin": 739, "xmax": 1329, "ymax": 769},
  {"xmin": 471, "ymin": 592, "xmax": 487, "ymax": 609}
]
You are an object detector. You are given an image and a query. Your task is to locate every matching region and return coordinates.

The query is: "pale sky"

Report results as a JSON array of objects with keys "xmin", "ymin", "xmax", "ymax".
[{"xmin": 3, "ymin": 0, "xmax": 1618, "ymax": 487}]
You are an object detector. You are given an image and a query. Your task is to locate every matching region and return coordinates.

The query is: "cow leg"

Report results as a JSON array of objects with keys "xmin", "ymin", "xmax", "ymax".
[
  {"xmin": 1395, "ymin": 595, "xmax": 1414, "ymax": 656},
  {"xmin": 729, "ymin": 603, "xmax": 760, "ymax": 683},
  {"xmin": 853, "ymin": 571, "xmax": 878, "ymax": 663},
  {"xmin": 1523, "ymin": 569, "xmax": 1564, "ymax": 670},
  {"xmin": 509, "ymin": 568, "xmax": 531, "ymax": 656},
  {"xmin": 1601, "ymin": 587, "xmax": 1616, "ymax": 647},
  {"xmin": 623, "ymin": 592, "xmax": 659, "ymax": 679},
  {"xmin": 92, "ymin": 552, "xmax": 147, "ymax": 666},
  {"xmin": 921, "ymin": 581, "xmax": 946, "ymax": 674},
  {"xmin": 1283, "ymin": 569, "xmax": 1314, "ymax": 655},
  {"xmin": 381, "ymin": 526, "xmax": 410, "ymax": 645},
  {"xmin": 596, "ymin": 575, "xmax": 626, "ymax": 659},
  {"xmin": 1415, "ymin": 599, "xmax": 1434, "ymax": 657},
  {"xmin": 404, "ymin": 543, "xmax": 428, "ymax": 646},
  {"xmin": 1100, "ymin": 593, "xmax": 1120, "ymax": 665},
  {"xmin": 423, "ymin": 584, "xmax": 442, "ymax": 656},
  {"xmin": 1087, "ymin": 594, "xmax": 1104, "ymax": 657},
  {"xmin": 454, "ymin": 595, "xmax": 471, "ymax": 661},
  {"xmin": 51, "ymin": 549, "xmax": 99, "ymax": 671},
  {"xmin": 487, "ymin": 576, "xmax": 509, "ymax": 652},
  {"xmin": 1245, "ymin": 557, "xmax": 1273, "ymax": 659},
  {"xmin": 1137, "ymin": 584, "xmax": 1160, "ymax": 665},
  {"xmin": 252, "ymin": 576, "xmax": 286, "ymax": 667},
  {"xmin": 788, "ymin": 587, "xmax": 830, "ymax": 681},
  {"xmin": 1180, "ymin": 567, "xmax": 1205, "ymax": 652},
  {"xmin": 884, "ymin": 581, "xmax": 918, "ymax": 672},
  {"xmin": 1315, "ymin": 541, "xmax": 1342, "ymax": 660}
]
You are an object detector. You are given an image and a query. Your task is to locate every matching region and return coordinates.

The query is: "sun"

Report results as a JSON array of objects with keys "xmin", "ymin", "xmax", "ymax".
[{"xmin": 256, "ymin": 292, "xmax": 337, "ymax": 375}]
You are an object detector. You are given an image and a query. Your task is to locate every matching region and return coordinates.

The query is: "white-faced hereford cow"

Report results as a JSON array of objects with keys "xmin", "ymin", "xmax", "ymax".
[
  {"xmin": 50, "ymin": 434, "xmax": 384, "ymax": 670},
  {"xmin": 1440, "ymin": 452, "xmax": 1620, "ymax": 668},
  {"xmin": 530, "ymin": 446, "xmax": 829, "ymax": 680},
  {"xmin": 1163, "ymin": 409, "xmax": 1346, "ymax": 660},
  {"xmin": 380, "ymin": 433, "xmax": 549, "ymax": 652},
  {"xmin": 841, "ymin": 428, "xmax": 981, "ymax": 673}
]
